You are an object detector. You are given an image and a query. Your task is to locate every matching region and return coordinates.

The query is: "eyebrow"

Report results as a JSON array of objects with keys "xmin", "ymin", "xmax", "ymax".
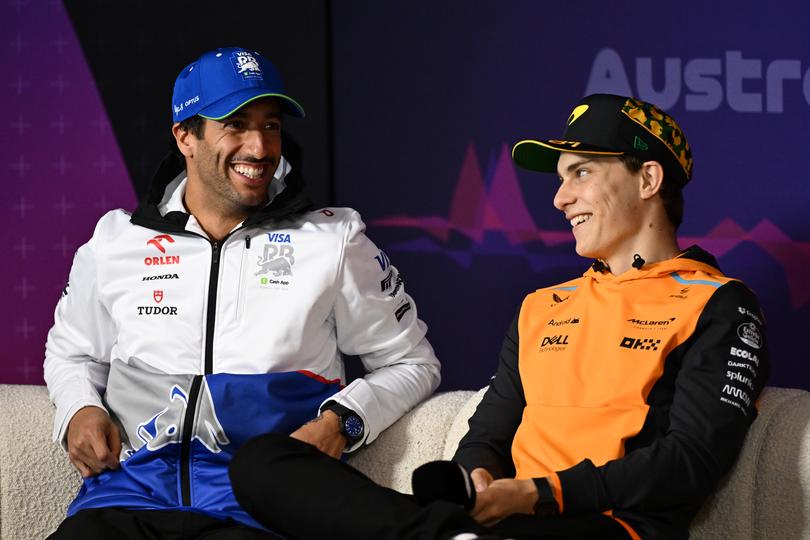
[{"xmin": 562, "ymin": 158, "xmax": 595, "ymax": 175}]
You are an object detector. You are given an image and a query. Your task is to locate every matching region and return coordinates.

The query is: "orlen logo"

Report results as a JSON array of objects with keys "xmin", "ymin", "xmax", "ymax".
[
  {"xmin": 145, "ymin": 235, "xmax": 180, "ymax": 266},
  {"xmin": 586, "ymin": 48, "xmax": 810, "ymax": 113}
]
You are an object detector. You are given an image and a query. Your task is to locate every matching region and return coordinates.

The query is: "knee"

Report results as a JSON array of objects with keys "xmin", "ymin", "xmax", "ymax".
[{"xmin": 229, "ymin": 433, "xmax": 314, "ymax": 492}]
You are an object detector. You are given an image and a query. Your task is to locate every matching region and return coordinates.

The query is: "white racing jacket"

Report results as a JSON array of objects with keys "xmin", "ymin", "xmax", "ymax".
[{"xmin": 44, "ymin": 154, "xmax": 441, "ymax": 528}]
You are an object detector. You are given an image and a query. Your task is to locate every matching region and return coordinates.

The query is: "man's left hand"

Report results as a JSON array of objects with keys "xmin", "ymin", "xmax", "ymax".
[
  {"xmin": 471, "ymin": 478, "xmax": 539, "ymax": 526},
  {"xmin": 290, "ymin": 410, "xmax": 347, "ymax": 459}
]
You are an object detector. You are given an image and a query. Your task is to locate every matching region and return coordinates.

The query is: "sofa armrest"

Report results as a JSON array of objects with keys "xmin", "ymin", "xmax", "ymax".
[
  {"xmin": 690, "ymin": 386, "xmax": 810, "ymax": 539},
  {"xmin": 347, "ymin": 390, "xmax": 475, "ymax": 493},
  {"xmin": 0, "ymin": 384, "xmax": 80, "ymax": 540}
]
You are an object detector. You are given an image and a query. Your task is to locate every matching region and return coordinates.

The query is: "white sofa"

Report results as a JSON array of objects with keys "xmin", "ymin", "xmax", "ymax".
[{"xmin": 1, "ymin": 384, "xmax": 809, "ymax": 539}]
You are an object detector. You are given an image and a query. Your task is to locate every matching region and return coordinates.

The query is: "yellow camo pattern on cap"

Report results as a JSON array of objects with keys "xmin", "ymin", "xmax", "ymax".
[{"xmin": 621, "ymin": 99, "xmax": 693, "ymax": 180}]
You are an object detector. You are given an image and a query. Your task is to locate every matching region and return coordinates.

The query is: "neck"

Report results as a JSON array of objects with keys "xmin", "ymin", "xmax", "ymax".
[
  {"xmin": 604, "ymin": 222, "xmax": 679, "ymax": 275},
  {"xmin": 183, "ymin": 181, "xmax": 251, "ymax": 242}
]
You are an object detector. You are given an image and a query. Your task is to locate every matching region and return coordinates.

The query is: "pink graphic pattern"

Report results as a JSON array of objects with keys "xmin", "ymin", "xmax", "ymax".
[{"xmin": 372, "ymin": 143, "xmax": 810, "ymax": 308}]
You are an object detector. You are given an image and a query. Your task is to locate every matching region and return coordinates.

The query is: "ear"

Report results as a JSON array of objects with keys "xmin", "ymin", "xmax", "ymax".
[
  {"xmin": 172, "ymin": 123, "xmax": 195, "ymax": 158},
  {"xmin": 638, "ymin": 161, "xmax": 665, "ymax": 200}
]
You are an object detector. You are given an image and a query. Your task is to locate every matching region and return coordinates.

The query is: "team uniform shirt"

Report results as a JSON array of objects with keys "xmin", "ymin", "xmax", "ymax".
[
  {"xmin": 454, "ymin": 247, "xmax": 768, "ymax": 540},
  {"xmin": 44, "ymin": 153, "xmax": 441, "ymax": 530}
]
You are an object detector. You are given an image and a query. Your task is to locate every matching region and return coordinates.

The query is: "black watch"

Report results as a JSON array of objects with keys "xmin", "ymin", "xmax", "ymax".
[
  {"xmin": 532, "ymin": 477, "xmax": 560, "ymax": 517},
  {"xmin": 322, "ymin": 401, "xmax": 365, "ymax": 445}
]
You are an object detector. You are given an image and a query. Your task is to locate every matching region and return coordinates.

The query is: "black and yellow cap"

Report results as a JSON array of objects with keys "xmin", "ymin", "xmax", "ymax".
[{"xmin": 512, "ymin": 94, "xmax": 693, "ymax": 187}]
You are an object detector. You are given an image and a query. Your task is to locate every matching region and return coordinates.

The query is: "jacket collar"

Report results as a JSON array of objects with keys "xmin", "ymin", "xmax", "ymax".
[{"xmin": 130, "ymin": 151, "xmax": 312, "ymax": 234}]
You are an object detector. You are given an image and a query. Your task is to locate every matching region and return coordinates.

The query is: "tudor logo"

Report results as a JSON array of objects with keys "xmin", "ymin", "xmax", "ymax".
[
  {"xmin": 737, "ymin": 322, "xmax": 762, "ymax": 350},
  {"xmin": 153, "ymin": 290, "xmax": 164, "ymax": 303}
]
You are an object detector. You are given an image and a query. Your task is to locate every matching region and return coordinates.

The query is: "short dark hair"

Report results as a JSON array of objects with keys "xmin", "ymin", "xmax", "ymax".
[
  {"xmin": 178, "ymin": 115, "xmax": 205, "ymax": 139},
  {"xmin": 619, "ymin": 154, "xmax": 684, "ymax": 230}
]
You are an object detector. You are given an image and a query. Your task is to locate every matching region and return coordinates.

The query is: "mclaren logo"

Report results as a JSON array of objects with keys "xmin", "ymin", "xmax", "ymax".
[{"xmin": 567, "ymin": 104, "xmax": 589, "ymax": 126}]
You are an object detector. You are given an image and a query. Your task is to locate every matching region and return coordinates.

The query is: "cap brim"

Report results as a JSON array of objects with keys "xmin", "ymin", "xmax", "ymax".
[
  {"xmin": 198, "ymin": 88, "xmax": 306, "ymax": 119},
  {"xmin": 512, "ymin": 140, "xmax": 623, "ymax": 173}
]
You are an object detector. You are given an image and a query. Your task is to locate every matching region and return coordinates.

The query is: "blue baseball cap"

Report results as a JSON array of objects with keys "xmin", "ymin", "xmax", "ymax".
[{"xmin": 171, "ymin": 47, "xmax": 305, "ymax": 123}]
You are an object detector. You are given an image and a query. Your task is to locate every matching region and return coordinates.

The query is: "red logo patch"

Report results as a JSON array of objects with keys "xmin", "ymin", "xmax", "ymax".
[
  {"xmin": 153, "ymin": 290, "xmax": 164, "ymax": 303},
  {"xmin": 147, "ymin": 234, "xmax": 174, "ymax": 253}
]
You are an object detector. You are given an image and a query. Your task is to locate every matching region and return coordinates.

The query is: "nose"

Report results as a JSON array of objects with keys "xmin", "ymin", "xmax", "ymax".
[
  {"xmin": 242, "ymin": 128, "xmax": 269, "ymax": 159},
  {"xmin": 553, "ymin": 179, "xmax": 575, "ymax": 212}
]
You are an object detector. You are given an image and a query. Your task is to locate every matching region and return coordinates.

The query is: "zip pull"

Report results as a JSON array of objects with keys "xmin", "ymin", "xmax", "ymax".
[
  {"xmin": 212, "ymin": 241, "xmax": 220, "ymax": 265},
  {"xmin": 245, "ymin": 235, "xmax": 251, "ymax": 249}
]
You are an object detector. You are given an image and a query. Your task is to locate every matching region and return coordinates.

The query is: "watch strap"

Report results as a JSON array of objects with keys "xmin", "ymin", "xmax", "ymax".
[{"xmin": 532, "ymin": 477, "xmax": 560, "ymax": 516}]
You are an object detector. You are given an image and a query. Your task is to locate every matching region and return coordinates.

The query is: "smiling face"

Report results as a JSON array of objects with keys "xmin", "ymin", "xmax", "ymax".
[
  {"xmin": 178, "ymin": 97, "xmax": 283, "ymax": 217},
  {"xmin": 553, "ymin": 152, "xmax": 648, "ymax": 266}
]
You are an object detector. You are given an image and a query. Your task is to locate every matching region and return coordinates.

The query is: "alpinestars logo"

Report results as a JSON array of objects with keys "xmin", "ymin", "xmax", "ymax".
[
  {"xmin": 394, "ymin": 301, "xmax": 412, "ymax": 322},
  {"xmin": 136, "ymin": 382, "xmax": 230, "ymax": 453},
  {"xmin": 381, "ymin": 270, "xmax": 393, "ymax": 292},
  {"xmin": 620, "ymin": 337, "xmax": 661, "ymax": 351}
]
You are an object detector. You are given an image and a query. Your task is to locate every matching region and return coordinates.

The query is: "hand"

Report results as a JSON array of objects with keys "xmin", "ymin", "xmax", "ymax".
[
  {"xmin": 471, "ymin": 467, "xmax": 495, "ymax": 493},
  {"xmin": 289, "ymin": 410, "xmax": 347, "ymax": 459},
  {"xmin": 471, "ymin": 477, "xmax": 538, "ymax": 526},
  {"xmin": 66, "ymin": 406, "xmax": 121, "ymax": 478}
]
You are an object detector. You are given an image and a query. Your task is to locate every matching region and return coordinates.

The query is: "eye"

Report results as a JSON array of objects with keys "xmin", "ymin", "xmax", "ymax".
[
  {"xmin": 223, "ymin": 120, "xmax": 245, "ymax": 130},
  {"xmin": 576, "ymin": 168, "xmax": 589, "ymax": 178},
  {"xmin": 265, "ymin": 121, "xmax": 281, "ymax": 131}
]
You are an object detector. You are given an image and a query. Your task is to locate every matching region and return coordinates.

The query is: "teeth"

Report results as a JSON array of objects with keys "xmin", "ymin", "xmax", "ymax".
[
  {"xmin": 569, "ymin": 214, "xmax": 591, "ymax": 227},
  {"xmin": 232, "ymin": 164, "xmax": 264, "ymax": 179}
]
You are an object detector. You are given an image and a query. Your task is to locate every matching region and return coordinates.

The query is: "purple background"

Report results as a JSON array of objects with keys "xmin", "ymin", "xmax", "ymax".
[
  {"xmin": 2, "ymin": 2, "xmax": 135, "ymax": 384},
  {"xmin": 330, "ymin": 2, "xmax": 810, "ymax": 391},
  {"xmin": 3, "ymin": 2, "xmax": 809, "ymax": 392}
]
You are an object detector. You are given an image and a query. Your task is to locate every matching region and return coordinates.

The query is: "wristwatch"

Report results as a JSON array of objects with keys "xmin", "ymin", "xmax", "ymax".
[
  {"xmin": 321, "ymin": 401, "xmax": 365, "ymax": 445},
  {"xmin": 532, "ymin": 477, "xmax": 560, "ymax": 517}
]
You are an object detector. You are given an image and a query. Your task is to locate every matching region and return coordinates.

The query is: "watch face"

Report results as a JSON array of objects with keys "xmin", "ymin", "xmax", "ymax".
[{"xmin": 344, "ymin": 415, "xmax": 364, "ymax": 440}]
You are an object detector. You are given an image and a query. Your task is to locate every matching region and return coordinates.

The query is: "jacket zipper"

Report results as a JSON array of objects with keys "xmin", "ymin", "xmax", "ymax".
[
  {"xmin": 180, "ymin": 239, "xmax": 222, "ymax": 506},
  {"xmin": 235, "ymin": 236, "xmax": 251, "ymax": 320}
]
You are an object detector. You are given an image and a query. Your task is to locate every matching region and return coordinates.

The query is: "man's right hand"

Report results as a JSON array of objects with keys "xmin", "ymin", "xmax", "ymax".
[{"xmin": 66, "ymin": 406, "xmax": 121, "ymax": 478}]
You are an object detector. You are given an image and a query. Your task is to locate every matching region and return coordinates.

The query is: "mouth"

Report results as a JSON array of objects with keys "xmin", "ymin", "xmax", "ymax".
[
  {"xmin": 230, "ymin": 162, "xmax": 272, "ymax": 185},
  {"xmin": 568, "ymin": 213, "xmax": 592, "ymax": 229}
]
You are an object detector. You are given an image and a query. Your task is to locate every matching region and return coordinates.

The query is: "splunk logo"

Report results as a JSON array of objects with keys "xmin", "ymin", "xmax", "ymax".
[{"xmin": 586, "ymin": 48, "xmax": 810, "ymax": 113}]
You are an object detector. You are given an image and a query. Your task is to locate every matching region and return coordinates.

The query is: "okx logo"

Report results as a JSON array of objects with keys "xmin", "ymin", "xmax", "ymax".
[{"xmin": 620, "ymin": 337, "xmax": 661, "ymax": 351}]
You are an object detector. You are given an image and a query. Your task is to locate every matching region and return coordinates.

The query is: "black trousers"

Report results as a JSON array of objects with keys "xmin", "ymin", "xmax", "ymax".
[
  {"xmin": 229, "ymin": 433, "xmax": 632, "ymax": 540},
  {"xmin": 47, "ymin": 507, "xmax": 280, "ymax": 540}
]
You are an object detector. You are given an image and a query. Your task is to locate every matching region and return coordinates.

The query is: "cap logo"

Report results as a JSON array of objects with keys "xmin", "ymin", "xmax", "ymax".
[
  {"xmin": 633, "ymin": 136, "xmax": 648, "ymax": 151},
  {"xmin": 567, "ymin": 105, "xmax": 589, "ymax": 126},
  {"xmin": 621, "ymin": 98, "xmax": 693, "ymax": 181},
  {"xmin": 548, "ymin": 140, "xmax": 581, "ymax": 148},
  {"xmin": 231, "ymin": 51, "xmax": 263, "ymax": 80}
]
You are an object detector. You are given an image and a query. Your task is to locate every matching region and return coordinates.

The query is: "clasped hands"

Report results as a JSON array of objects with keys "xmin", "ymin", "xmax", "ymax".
[{"xmin": 469, "ymin": 467, "xmax": 539, "ymax": 526}]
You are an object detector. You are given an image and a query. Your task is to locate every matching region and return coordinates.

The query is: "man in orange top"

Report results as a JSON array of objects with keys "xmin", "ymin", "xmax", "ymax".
[{"xmin": 229, "ymin": 94, "xmax": 768, "ymax": 540}]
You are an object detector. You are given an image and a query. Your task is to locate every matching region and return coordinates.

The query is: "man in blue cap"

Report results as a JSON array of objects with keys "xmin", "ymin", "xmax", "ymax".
[{"xmin": 44, "ymin": 46, "xmax": 441, "ymax": 539}]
